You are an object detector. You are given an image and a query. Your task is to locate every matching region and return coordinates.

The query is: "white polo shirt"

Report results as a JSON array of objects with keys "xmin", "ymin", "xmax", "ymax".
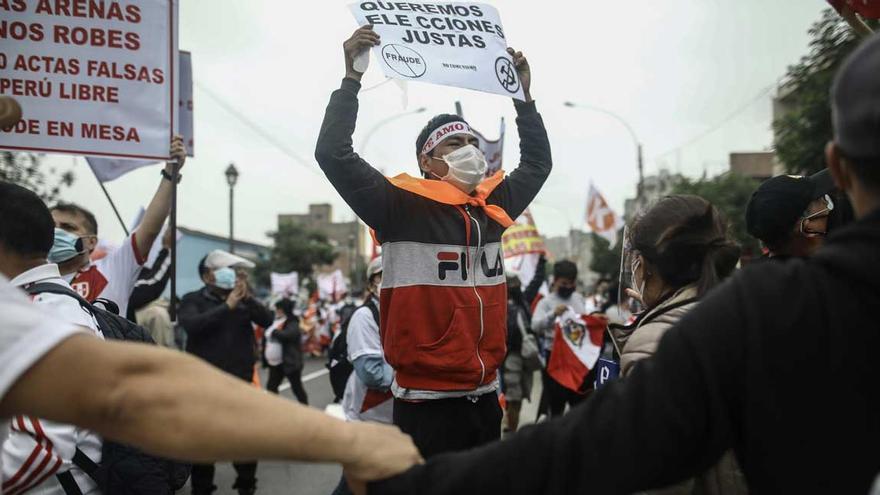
[
  {"xmin": 4, "ymin": 265, "xmax": 103, "ymax": 494},
  {"xmin": 0, "ymin": 276, "xmax": 82, "ymax": 495},
  {"xmin": 66, "ymin": 234, "xmax": 146, "ymax": 317}
]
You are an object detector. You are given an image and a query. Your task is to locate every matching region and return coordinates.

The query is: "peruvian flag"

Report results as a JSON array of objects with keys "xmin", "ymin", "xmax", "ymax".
[{"xmin": 548, "ymin": 310, "xmax": 607, "ymax": 393}]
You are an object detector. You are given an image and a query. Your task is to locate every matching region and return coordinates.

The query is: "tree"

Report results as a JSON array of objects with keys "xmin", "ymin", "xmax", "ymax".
[
  {"xmin": 773, "ymin": 9, "xmax": 877, "ymax": 175},
  {"xmin": 1, "ymin": 152, "xmax": 74, "ymax": 202},
  {"xmin": 253, "ymin": 222, "xmax": 338, "ymax": 288},
  {"xmin": 589, "ymin": 231, "xmax": 623, "ymax": 281},
  {"xmin": 672, "ymin": 173, "xmax": 762, "ymax": 259}
]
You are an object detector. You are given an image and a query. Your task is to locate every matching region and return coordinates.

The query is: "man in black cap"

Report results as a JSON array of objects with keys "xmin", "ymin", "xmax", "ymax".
[
  {"xmin": 356, "ymin": 32, "xmax": 880, "ymax": 495},
  {"xmin": 745, "ymin": 170, "xmax": 836, "ymax": 258}
]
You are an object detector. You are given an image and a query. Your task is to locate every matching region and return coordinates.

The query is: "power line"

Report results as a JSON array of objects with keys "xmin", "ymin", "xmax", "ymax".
[
  {"xmin": 654, "ymin": 83, "xmax": 776, "ymax": 162},
  {"xmin": 193, "ymin": 81, "xmax": 324, "ymax": 179}
]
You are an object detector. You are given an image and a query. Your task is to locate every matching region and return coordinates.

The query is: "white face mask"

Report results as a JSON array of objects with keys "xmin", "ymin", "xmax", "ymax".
[{"xmin": 430, "ymin": 144, "xmax": 488, "ymax": 193}]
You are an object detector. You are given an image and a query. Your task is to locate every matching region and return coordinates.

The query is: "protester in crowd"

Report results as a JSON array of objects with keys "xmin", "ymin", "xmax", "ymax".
[
  {"xmin": 610, "ymin": 194, "xmax": 745, "ymax": 494},
  {"xmin": 531, "ymin": 260, "xmax": 587, "ymax": 418},
  {"xmin": 332, "ymin": 258, "xmax": 393, "ymax": 495},
  {"xmin": 584, "ymin": 277, "xmax": 610, "ymax": 314},
  {"xmin": 178, "ymin": 250, "xmax": 274, "ymax": 495},
  {"xmin": 315, "ymin": 25, "xmax": 550, "ymax": 458},
  {"xmin": 360, "ymin": 33, "xmax": 880, "ymax": 495},
  {"xmin": 745, "ymin": 170, "xmax": 836, "ymax": 258},
  {"xmin": 265, "ymin": 298, "xmax": 308, "ymax": 405},
  {"xmin": 48, "ymin": 136, "xmax": 186, "ymax": 318},
  {"xmin": 0, "ymin": 278, "xmax": 423, "ymax": 491},
  {"xmin": 501, "ymin": 273, "xmax": 538, "ymax": 433},
  {"xmin": 341, "ymin": 257, "xmax": 392, "ymax": 425},
  {"xmin": 127, "ymin": 225, "xmax": 175, "ymax": 321},
  {"xmin": 0, "ymin": 182, "xmax": 106, "ymax": 494}
]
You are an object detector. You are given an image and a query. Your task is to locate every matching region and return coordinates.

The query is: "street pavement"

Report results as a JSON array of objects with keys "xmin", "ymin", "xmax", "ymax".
[{"xmin": 182, "ymin": 358, "xmax": 543, "ymax": 495}]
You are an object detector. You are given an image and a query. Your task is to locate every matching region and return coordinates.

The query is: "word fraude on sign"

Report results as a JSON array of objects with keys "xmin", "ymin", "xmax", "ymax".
[
  {"xmin": 349, "ymin": 2, "xmax": 525, "ymax": 101},
  {"xmin": 0, "ymin": 0, "xmax": 178, "ymax": 160}
]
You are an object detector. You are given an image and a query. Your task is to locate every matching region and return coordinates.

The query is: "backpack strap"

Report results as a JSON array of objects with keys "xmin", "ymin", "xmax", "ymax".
[
  {"xmin": 56, "ymin": 471, "xmax": 84, "ymax": 495},
  {"xmin": 363, "ymin": 298, "xmax": 380, "ymax": 327},
  {"xmin": 25, "ymin": 283, "xmax": 94, "ymax": 315}
]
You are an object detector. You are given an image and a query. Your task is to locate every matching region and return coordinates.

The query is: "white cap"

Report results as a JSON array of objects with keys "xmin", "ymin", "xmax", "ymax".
[
  {"xmin": 204, "ymin": 249, "xmax": 255, "ymax": 270},
  {"xmin": 366, "ymin": 256, "xmax": 383, "ymax": 280}
]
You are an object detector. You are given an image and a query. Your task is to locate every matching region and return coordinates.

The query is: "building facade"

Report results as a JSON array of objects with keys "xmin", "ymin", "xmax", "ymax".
[{"xmin": 278, "ymin": 203, "xmax": 367, "ymax": 283}]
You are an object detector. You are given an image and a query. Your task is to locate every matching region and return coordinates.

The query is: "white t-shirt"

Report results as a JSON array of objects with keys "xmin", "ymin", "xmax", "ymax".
[
  {"xmin": 264, "ymin": 319, "xmax": 285, "ymax": 367},
  {"xmin": 0, "ymin": 276, "xmax": 82, "ymax": 495},
  {"xmin": 66, "ymin": 234, "xmax": 146, "ymax": 317},
  {"xmin": 342, "ymin": 302, "xmax": 393, "ymax": 424},
  {"xmin": 6, "ymin": 265, "xmax": 104, "ymax": 494}
]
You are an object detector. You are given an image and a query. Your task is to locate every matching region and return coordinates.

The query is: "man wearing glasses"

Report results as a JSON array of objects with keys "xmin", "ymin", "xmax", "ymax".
[{"xmin": 745, "ymin": 170, "xmax": 837, "ymax": 259}]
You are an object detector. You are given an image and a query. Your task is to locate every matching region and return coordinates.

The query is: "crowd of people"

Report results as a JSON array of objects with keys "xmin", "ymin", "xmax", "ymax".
[{"xmin": 0, "ymin": 23, "xmax": 879, "ymax": 495}]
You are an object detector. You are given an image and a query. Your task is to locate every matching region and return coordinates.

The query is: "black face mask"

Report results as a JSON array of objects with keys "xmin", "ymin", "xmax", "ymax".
[{"xmin": 557, "ymin": 286, "xmax": 575, "ymax": 299}]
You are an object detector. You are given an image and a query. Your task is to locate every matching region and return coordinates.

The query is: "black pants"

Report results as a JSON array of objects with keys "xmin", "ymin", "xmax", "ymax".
[
  {"xmin": 266, "ymin": 365, "xmax": 309, "ymax": 405},
  {"xmin": 190, "ymin": 462, "xmax": 256, "ymax": 494},
  {"xmin": 393, "ymin": 392, "xmax": 502, "ymax": 459},
  {"xmin": 543, "ymin": 370, "xmax": 586, "ymax": 418}
]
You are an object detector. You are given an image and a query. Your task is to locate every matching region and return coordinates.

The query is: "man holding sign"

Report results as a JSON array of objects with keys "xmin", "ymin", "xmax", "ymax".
[{"xmin": 315, "ymin": 19, "xmax": 551, "ymax": 460}]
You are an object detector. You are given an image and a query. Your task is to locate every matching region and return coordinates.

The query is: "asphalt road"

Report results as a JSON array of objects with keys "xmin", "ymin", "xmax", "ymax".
[{"xmin": 183, "ymin": 357, "xmax": 343, "ymax": 495}]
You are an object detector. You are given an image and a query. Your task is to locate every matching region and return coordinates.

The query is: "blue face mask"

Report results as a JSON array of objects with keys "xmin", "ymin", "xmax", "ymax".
[
  {"xmin": 48, "ymin": 228, "xmax": 86, "ymax": 263},
  {"xmin": 213, "ymin": 267, "xmax": 236, "ymax": 290}
]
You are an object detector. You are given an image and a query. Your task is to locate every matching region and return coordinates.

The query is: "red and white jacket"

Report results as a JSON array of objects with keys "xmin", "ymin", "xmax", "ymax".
[{"xmin": 315, "ymin": 78, "xmax": 552, "ymax": 399}]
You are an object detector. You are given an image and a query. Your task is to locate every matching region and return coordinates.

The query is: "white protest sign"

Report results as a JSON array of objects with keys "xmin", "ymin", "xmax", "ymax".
[
  {"xmin": 271, "ymin": 272, "xmax": 300, "ymax": 297},
  {"xmin": 86, "ymin": 50, "xmax": 193, "ymax": 182},
  {"xmin": 0, "ymin": 0, "xmax": 178, "ymax": 160},
  {"xmin": 349, "ymin": 2, "xmax": 525, "ymax": 100}
]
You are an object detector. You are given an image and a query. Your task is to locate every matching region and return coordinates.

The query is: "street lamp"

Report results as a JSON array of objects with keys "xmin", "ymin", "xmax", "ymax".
[
  {"xmin": 225, "ymin": 163, "xmax": 239, "ymax": 253},
  {"xmin": 360, "ymin": 107, "xmax": 427, "ymax": 157},
  {"xmin": 564, "ymin": 101, "xmax": 644, "ymax": 201}
]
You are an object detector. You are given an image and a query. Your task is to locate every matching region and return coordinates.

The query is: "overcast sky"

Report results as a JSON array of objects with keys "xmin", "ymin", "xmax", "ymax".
[{"xmin": 48, "ymin": 0, "xmax": 828, "ymax": 245}]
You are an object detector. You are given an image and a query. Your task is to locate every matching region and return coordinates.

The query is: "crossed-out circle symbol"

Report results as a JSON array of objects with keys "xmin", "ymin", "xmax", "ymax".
[
  {"xmin": 495, "ymin": 57, "xmax": 520, "ymax": 94},
  {"xmin": 381, "ymin": 44, "xmax": 427, "ymax": 78}
]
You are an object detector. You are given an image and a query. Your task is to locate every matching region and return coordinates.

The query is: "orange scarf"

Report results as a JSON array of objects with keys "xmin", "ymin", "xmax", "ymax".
[{"xmin": 386, "ymin": 170, "xmax": 514, "ymax": 228}]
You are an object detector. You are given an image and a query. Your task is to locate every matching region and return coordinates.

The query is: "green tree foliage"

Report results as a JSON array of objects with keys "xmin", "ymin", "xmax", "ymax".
[
  {"xmin": 773, "ymin": 9, "xmax": 876, "ymax": 175},
  {"xmin": 672, "ymin": 173, "xmax": 762, "ymax": 258},
  {"xmin": 1, "ymin": 152, "xmax": 74, "ymax": 202},
  {"xmin": 254, "ymin": 222, "xmax": 338, "ymax": 287},
  {"xmin": 589, "ymin": 230, "xmax": 623, "ymax": 281}
]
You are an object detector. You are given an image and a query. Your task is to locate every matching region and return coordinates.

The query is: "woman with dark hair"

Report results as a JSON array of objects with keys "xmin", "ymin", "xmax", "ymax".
[
  {"xmin": 265, "ymin": 298, "xmax": 308, "ymax": 404},
  {"xmin": 612, "ymin": 195, "xmax": 744, "ymax": 495}
]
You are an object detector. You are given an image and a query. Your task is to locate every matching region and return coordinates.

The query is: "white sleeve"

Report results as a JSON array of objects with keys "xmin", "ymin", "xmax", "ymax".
[
  {"xmin": 346, "ymin": 307, "xmax": 382, "ymax": 362},
  {"xmin": 95, "ymin": 234, "xmax": 147, "ymax": 311},
  {"xmin": 0, "ymin": 279, "xmax": 82, "ymax": 401}
]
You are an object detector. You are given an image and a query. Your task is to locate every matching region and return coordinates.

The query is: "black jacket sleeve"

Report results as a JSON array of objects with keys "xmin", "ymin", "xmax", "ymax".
[
  {"xmin": 488, "ymin": 100, "xmax": 552, "ymax": 220},
  {"xmin": 314, "ymin": 78, "xmax": 398, "ymax": 233},
  {"xmin": 244, "ymin": 298, "xmax": 274, "ymax": 328},
  {"xmin": 371, "ymin": 277, "xmax": 749, "ymax": 495},
  {"xmin": 522, "ymin": 255, "xmax": 547, "ymax": 306},
  {"xmin": 178, "ymin": 293, "xmax": 228, "ymax": 336},
  {"xmin": 272, "ymin": 317, "xmax": 301, "ymax": 343},
  {"xmin": 127, "ymin": 248, "xmax": 172, "ymax": 319}
]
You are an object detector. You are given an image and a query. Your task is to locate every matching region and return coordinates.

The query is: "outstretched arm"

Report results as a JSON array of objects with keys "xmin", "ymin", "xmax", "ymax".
[
  {"xmin": 314, "ymin": 25, "xmax": 397, "ymax": 232},
  {"xmin": 489, "ymin": 49, "xmax": 552, "ymax": 220},
  {"xmin": 134, "ymin": 136, "xmax": 187, "ymax": 258},
  {"xmin": 0, "ymin": 334, "xmax": 422, "ymax": 480}
]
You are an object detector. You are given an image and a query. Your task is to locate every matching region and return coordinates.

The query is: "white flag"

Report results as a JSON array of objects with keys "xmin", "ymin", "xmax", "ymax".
[
  {"xmin": 86, "ymin": 51, "xmax": 194, "ymax": 182},
  {"xmin": 271, "ymin": 272, "xmax": 300, "ymax": 297},
  {"xmin": 474, "ymin": 119, "xmax": 505, "ymax": 176}
]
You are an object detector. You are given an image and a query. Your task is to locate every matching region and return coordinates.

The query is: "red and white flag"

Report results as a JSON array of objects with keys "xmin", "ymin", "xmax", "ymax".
[
  {"xmin": 547, "ymin": 310, "xmax": 607, "ymax": 393},
  {"xmin": 586, "ymin": 183, "xmax": 624, "ymax": 246}
]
